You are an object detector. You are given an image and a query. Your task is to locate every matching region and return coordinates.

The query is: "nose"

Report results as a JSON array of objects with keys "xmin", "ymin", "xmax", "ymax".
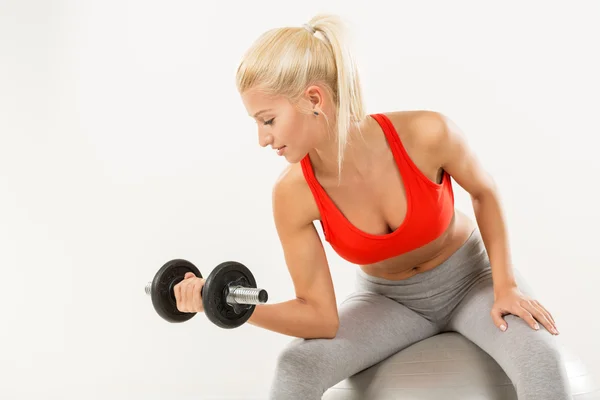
[{"xmin": 258, "ymin": 132, "xmax": 274, "ymax": 148}]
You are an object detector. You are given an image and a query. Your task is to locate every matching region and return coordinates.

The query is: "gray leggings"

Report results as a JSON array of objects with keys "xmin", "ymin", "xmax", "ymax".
[{"xmin": 269, "ymin": 228, "xmax": 571, "ymax": 400}]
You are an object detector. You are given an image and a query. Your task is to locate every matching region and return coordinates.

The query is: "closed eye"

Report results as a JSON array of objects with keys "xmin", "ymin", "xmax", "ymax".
[{"xmin": 263, "ymin": 118, "xmax": 274, "ymax": 126}]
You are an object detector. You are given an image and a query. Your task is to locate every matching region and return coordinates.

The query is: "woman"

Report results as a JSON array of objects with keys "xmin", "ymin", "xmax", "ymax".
[{"xmin": 175, "ymin": 14, "xmax": 571, "ymax": 400}]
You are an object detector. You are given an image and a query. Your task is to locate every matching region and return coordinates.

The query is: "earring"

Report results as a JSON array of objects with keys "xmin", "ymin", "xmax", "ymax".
[{"xmin": 314, "ymin": 111, "xmax": 319, "ymax": 116}]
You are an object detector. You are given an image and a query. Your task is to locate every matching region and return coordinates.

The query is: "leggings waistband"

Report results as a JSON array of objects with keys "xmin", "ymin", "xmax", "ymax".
[{"xmin": 355, "ymin": 227, "xmax": 486, "ymax": 288}]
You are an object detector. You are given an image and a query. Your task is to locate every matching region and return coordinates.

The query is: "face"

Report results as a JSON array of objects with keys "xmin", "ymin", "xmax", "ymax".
[{"xmin": 241, "ymin": 86, "xmax": 327, "ymax": 163}]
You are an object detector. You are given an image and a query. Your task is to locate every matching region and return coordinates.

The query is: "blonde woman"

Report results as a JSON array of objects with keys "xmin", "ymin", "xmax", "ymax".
[{"xmin": 175, "ymin": 13, "xmax": 570, "ymax": 400}]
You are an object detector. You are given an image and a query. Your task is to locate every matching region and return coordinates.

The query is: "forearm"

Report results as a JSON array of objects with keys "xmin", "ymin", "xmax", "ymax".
[
  {"xmin": 472, "ymin": 190, "xmax": 517, "ymax": 294},
  {"xmin": 247, "ymin": 298, "xmax": 338, "ymax": 339}
]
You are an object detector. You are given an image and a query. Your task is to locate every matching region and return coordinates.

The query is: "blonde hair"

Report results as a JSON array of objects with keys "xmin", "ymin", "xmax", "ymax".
[{"xmin": 235, "ymin": 14, "xmax": 366, "ymax": 178}]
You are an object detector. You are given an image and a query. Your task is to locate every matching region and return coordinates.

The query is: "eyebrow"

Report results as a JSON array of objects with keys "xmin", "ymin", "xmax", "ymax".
[{"xmin": 251, "ymin": 109, "xmax": 272, "ymax": 118}]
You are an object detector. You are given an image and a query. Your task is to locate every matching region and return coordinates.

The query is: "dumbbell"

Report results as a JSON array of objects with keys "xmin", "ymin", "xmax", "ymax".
[{"xmin": 145, "ymin": 259, "xmax": 268, "ymax": 329}]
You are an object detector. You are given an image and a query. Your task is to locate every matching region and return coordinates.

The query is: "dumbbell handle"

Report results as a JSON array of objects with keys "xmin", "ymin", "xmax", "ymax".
[
  {"xmin": 226, "ymin": 285, "xmax": 268, "ymax": 305},
  {"xmin": 144, "ymin": 282, "xmax": 268, "ymax": 306}
]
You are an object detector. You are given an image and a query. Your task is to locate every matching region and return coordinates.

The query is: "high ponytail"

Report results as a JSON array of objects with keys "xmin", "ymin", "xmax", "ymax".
[
  {"xmin": 236, "ymin": 14, "xmax": 366, "ymax": 180},
  {"xmin": 305, "ymin": 14, "xmax": 366, "ymax": 179}
]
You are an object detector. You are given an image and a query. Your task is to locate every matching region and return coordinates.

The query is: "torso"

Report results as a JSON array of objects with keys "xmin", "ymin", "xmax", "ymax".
[{"xmin": 289, "ymin": 110, "xmax": 476, "ymax": 281}]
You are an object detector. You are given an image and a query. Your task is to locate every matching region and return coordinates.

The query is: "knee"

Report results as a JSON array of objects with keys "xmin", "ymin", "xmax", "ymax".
[
  {"xmin": 270, "ymin": 339, "xmax": 333, "ymax": 399},
  {"xmin": 525, "ymin": 338, "xmax": 565, "ymax": 374},
  {"xmin": 508, "ymin": 331, "xmax": 570, "ymax": 394},
  {"xmin": 274, "ymin": 339, "xmax": 330, "ymax": 379}
]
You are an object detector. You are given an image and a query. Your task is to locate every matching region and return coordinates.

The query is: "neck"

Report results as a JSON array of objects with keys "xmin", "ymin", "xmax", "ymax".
[{"xmin": 307, "ymin": 119, "xmax": 375, "ymax": 180}]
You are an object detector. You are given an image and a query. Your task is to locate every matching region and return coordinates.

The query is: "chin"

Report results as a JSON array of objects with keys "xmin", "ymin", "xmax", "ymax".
[{"xmin": 286, "ymin": 151, "xmax": 303, "ymax": 164}]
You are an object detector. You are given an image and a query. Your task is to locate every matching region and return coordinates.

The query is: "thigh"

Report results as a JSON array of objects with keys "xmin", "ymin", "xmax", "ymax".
[
  {"xmin": 446, "ymin": 271, "xmax": 571, "ymax": 398},
  {"xmin": 446, "ymin": 269, "xmax": 555, "ymax": 351},
  {"xmin": 275, "ymin": 290, "xmax": 439, "ymax": 389}
]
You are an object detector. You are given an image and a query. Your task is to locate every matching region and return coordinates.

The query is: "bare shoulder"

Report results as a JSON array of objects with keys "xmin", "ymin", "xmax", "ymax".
[
  {"xmin": 382, "ymin": 110, "xmax": 448, "ymax": 150},
  {"xmin": 378, "ymin": 110, "xmax": 452, "ymax": 178},
  {"xmin": 272, "ymin": 163, "xmax": 320, "ymax": 229}
]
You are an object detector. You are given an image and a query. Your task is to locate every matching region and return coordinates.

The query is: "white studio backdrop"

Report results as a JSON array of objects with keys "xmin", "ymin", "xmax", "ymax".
[{"xmin": 1, "ymin": 1, "xmax": 599, "ymax": 399}]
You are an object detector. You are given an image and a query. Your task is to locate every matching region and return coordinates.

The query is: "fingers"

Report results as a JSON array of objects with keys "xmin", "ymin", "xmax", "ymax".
[
  {"xmin": 174, "ymin": 279, "xmax": 183, "ymax": 311},
  {"xmin": 514, "ymin": 306, "xmax": 539, "ymax": 331},
  {"xmin": 182, "ymin": 273, "xmax": 196, "ymax": 312},
  {"xmin": 174, "ymin": 279, "xmax": 186, "ymax": 312},
  {"xmin": 186, "ymin": 279, "xmax": 194, "ymax": 312},
  {"xmin": 534, "ymin": 300, "xmax": 556, "ymax": 326},
  {"xmin": 526, "ymin": 301, "xmax": 559, "ymax": 335},
  {"xmin": 493, "ymin": 301, "xmax": 559, "ymax": 336},
  {"xmin": 174, "ymin": 278, "xmax": 192, "ymax": 312},
  {"xmin": 490, "ymin": 308, "xmax": 508, "ymax": 331},
  {"xmin": 173, "ymin": 276, "xmax": 203, "ymax": 313},
  {"xmin": 193, "ymin": 279, "xmax": 204, "ymax": 313},
  {"xmin": 184, "ymin": 272, "xmax": 195, "ymax": 279}
]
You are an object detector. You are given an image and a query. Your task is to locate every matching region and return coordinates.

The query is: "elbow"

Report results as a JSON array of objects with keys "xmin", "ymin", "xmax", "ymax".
[
  {"xmin": 311, "ymin": 313, "xmax": 339, "ymax": 339},
  {"xmin": 313, "ymin": 324, "xmax": 338, "ymax": 340},
  {"xmin": 321, "ymin": 317, "xmax": 340, "ymax": 339},
  {"xmin": 324, "ymin": 323, "xmax": 339, "ymax": 339},
  {"xmin": 300, "ymin": 319, "xmax": 338, "ymax": 340},
  {"xmin": 300, "ymin": 298, "xmax": 340, "ymax": 339}
]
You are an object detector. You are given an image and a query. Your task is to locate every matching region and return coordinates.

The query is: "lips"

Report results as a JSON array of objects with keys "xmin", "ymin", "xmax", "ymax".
[{"xmin": 275, "ymin": 145, "xmax": 286, "ymax": 155}]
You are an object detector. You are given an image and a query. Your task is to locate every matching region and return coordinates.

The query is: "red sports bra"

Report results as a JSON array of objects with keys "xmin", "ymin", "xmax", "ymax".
[{"xmin": 300, "ymin": 113, "xmax": 455, "ymax": 265}]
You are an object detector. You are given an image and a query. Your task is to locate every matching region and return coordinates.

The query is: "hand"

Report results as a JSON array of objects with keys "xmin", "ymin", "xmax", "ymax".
[
  {"xmin": 491, "ymin": 286, "xmax": 559, "ymax": 335},
  {"xmin": 173, "ymin": 272, "xmax": 206, "ymax": 313}
]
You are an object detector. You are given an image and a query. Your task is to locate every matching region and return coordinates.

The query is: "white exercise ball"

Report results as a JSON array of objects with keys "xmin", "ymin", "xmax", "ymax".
[{"xmin": 323, "ymin": 332, "xmax": 599, "ymax": 400}]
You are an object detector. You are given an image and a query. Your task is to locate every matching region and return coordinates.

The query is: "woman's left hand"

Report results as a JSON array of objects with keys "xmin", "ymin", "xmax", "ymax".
[{"xmin": 491, "ymin": 286, "xmax": 559, "ymax": 335}]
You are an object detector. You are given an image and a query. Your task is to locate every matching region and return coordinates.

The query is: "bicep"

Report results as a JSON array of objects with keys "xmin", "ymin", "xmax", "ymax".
[
  {"xmin": 280, "ymin": 222, "xmax": 336, "ymax": 309},
  {"xmin": 272, "ymin": 177, "xmax": 339, "ymax": 322}
]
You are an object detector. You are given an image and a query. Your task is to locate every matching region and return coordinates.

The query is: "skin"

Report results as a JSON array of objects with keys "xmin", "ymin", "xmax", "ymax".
[{"xmin": 174, "ymin": 83, "xmax": 560, "ymax": 338}]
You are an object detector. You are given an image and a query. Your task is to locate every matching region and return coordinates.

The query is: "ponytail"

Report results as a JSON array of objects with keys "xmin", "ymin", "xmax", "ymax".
[{"xmin": 306, "ymin": 14, "xmax": 366, "ymax": 179}]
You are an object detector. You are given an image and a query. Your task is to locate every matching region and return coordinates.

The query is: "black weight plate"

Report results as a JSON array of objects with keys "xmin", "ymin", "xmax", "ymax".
[
  {"xmin": 150, "ymin": 259, "xmax": 202, "ymax": 323},
  {"xmin": 202, "ymin": 261, "xmax": 257, "ymax": 329}
]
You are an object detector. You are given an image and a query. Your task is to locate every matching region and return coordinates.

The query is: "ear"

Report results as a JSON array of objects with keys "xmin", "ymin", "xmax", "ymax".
[{"xmin": 304, "ymin": 85, "xmax": 326, "ymax": 111}]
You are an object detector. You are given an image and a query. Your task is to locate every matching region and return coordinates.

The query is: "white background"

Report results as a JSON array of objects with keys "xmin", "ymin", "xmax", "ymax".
[{"xmin": 1, "ymin": 1, "xmax": 599, "ymax": 399}]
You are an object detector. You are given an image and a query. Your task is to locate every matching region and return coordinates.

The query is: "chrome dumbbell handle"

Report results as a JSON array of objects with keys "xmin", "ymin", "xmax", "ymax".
[{"xmin": 226, "ymin": 285, "xmax": 268, "ymax": 305}]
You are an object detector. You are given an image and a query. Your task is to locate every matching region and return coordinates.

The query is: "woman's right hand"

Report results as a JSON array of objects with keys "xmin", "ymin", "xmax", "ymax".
[{"xmin": 173, "ymin": 272, "xmax": 206, "ymax": 313}]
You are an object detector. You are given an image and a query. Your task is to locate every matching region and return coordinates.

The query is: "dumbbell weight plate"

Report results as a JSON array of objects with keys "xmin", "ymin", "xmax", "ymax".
[
  {"xmin": 150, "ymin": 259, "xmax": 202, "ymax": 323},
  {"xmin": 202, "ymin": 261, "xmax": 258, "ymax": 329}
]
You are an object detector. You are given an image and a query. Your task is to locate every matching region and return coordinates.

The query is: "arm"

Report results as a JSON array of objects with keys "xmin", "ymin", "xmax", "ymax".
[
  {"xmin": 417, "ymin": 111, "xmax": 557, "ymax": 334},
  {"xmin": 416, "ymin": 111, "xmax": 516, "ymax": 292},
  {"xmin": 247, "ymin": 170, "xmax": 339, "ymax": 339}
]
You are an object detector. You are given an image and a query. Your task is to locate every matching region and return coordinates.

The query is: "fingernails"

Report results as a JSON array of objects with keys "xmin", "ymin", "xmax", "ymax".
[
  {"xmin": 534, "ymin": 323, "xmax": 540, "ymax": 330},
  {"xmin": 500, "ymin": 324, "xmax": 506, "ymax": 331}
]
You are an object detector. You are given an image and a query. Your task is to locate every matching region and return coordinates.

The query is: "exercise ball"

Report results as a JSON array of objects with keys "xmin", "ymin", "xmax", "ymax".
[{"xmin": 322, "ymin": 332, "xmax": 599, "ymax": 400}]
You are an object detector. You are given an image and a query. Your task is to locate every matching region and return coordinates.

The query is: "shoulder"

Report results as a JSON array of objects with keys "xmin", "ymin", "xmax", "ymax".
[
  {"xmin": 379, "ymin": 110, "xmax": 460, "ymax": 165},
  {"xmin": 383, "ymin": 110, "xmax": 450, "ymax": 149},
  {"xmin": 375, "ymin": 110, "xmax": 459, "ymax": 173},
  {"xmin": 271, "ymin": 162, "xmax": 320, "ymax": 228},
  {"xmin": 272, "ymin": 163, "xmax": 305, "ymax": 203}
]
